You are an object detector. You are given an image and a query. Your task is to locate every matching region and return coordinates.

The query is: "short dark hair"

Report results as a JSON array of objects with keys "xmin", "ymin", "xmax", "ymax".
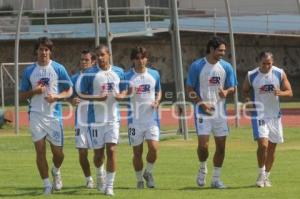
[
  {"xmin": 95, "ymin": 45, "xmax": 110, "ymax": 54},
  {"xmin": 81, "ymin": 49, "xmax": 96, "ymax": 60},
  {"xmin": 259, "ymin": 51, "xmax": 273, "ymax": 60},
  {"xmin": 34, "ymin": 37, "xmax": 54, "ymax": 52},
  {"xmin": 130, "ymin": 46, "xmax": 148, "ymax": 60},
  {"xmin": 206, "ymin": 36, "xmax": 227, "ymax": 54}
]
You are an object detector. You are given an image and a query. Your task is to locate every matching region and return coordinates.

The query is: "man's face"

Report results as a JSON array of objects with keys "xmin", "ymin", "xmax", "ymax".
[
  {"xmin": 37, "ymin": 44, "xmax": 51, "ymax": 64},
  {"xmin": 133, "ymin": 53, "xmax": 148, "ymax": 68},
  {"xmin": 80, "ymin": 53, "xmax": 93, "ymax": 70},
  {"xmin": 260, "ymin": 56, "xmax": 273, "ymax": 72},
  {"xmin": 211, "ymin": 44, "xmax": 226, "ymax": 61},
  {"xmin": 96, "ymin": 49, "xmax": 110, "ymax": 67}
]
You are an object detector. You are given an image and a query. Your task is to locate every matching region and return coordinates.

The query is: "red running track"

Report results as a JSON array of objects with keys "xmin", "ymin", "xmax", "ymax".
[{"xmin": 16, "ymin": 109, "xmax": 300, "ymax": 128}]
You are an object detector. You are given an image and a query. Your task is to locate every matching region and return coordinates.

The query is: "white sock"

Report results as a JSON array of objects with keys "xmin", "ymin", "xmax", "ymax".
[
  {"xmin": 52, "ymin": 166, "xmax": 60, "ymax": 175},
  {"xmin": 96, "ymin": 164, "xmax": 105, "ymax": 176},
  {"xmin": 135, "ymin": 170, "xmax": 143, "ymax": 182},
  {"xmin": 265, "ymin": 171, "xmax": 270, "ymax": 178},
  {"xmin": 106, "ymin": 172, "xmax": 116, "ymax": 189},
  {"xmin": 258, "ymin": 165, "xmax": 265, "ymax": 175},
  {"xmin": 86, "ymin": 176, "xmax": 93, "ymax": 182},
  {"xmin": 199, "ymin": 161, "xmax": 207, "ymax": 170},
  {"xmin": 43, "ymin": 178, "xmax": 51, "ymax": 187},
  {"xmin": 212, "ymin": 167, "xmax": 221, "ymax": 182},
  {"xmin": 145, "ymin": 162, "xmax": 154, "ymax": 173}
]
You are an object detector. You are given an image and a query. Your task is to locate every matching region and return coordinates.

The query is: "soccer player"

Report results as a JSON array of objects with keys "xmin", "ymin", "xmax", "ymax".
[
  {"xmin": 78, "ymin": 45, "xmax": 125, "ymax": 196},
  {"xmin": 186, "ymin": 36, "xmax": 237, "ymax": 189},
  {"xmin": 19, "ymin": 37, "xmax": 73, "ymax": 195},
  {"xmin": 242, "ymin": 51, "xmax": 293, "ymax": 187},
  {"xmin": 70, "ymin": 49, "xmax": 104, "ymax": 189},
  {"xmin": 124, "ymin": 46, "xmax": 161, "ymax": 189},
  {"xmin": 0, "ymin": 109, "xmax": 13, "ymax": 128}
]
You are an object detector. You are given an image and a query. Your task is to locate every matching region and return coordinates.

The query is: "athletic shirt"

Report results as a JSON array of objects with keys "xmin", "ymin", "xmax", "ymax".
[
  {"xmin": 124, "ymin": 68, "xmax": 161, "ymax": 126},
  {"xmin": 20, "ymin": 60, "xmax": 72, "ymax": 118},
  {"xmin": 248, "ymin": 66, "xmax": 284, "ymax": 119},
  {"xmin": 186, "ymin": 58, "xmax": 237, "ymax": 115},
  {"xmin": 80, "ymin": 65, "xmax": 124, "ymax": 124}
]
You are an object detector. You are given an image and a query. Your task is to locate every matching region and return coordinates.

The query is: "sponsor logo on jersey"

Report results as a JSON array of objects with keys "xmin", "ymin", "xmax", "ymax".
[
  {"xmin": 135, "ymin": 84, "xmax": 151, "ymax": 94},
  {"xmin": 37, "ymin": 77, "xmax": 50, "ymax": 86},
  {"xmin": 208, "ymin": 76, "xmax": 221, "ymax": 86},
  {"xmin": 101, "ymin": 82, "xmax": 115, "ymax": 92},
  {"xmin": 259, "ymin": 84, "xmax": 275, "ymax": 94}
]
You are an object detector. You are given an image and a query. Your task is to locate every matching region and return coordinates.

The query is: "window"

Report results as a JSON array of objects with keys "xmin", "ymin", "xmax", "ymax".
[{"xmin": 50, "ymin": 0, "xmax": 81, "ymax": 9}]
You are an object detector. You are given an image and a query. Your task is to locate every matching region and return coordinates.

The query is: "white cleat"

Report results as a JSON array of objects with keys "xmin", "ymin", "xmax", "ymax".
[
  {"xmin": 97, "ymin": 172, "xmax": 106, "ymax": 193},
  {"xmin": 264, "ymin": 177, "xmax": 272, "ymax": 187},
  {"xmin": 44, "ymin": 185, "xmax": 53, "ymax": 195},
  {"xmin": 196, "ymin": 168, "xmax": 207, "ymax": 187},
  {"xmin": 52, "ymin": 168, "xmax": 63, "ymax": 191},
  {"xmin": 143, "ymin": 171, "xmax": 155, "ymax": 188},
  {"xmin": 211, "ymin": 180, "xmax": 227, "ymax": 189},
  {"xmin": 86, "ymin": 178, "xmax": 94, "ymax": 189},
  {"xmin": 256, "ymin": 173, "xmax": 265, "ymax": 188},
  {"xmin": 105, "ymin": 187, "xmax": 114, "ymax": 196},
  {"xmin": 136, "ymin": 181, "xmax": 144, "ymax": 189}
]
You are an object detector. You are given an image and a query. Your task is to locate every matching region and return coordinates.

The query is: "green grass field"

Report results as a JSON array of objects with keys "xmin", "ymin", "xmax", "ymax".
[{"xmin": 0, "ymin": 126, "xmax": 299, "ymax": 199}]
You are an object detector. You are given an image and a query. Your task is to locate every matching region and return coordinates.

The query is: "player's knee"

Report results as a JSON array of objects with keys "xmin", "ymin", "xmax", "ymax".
[
  {"xmin": 258, "ymin": 144, "xmax": 268, "ymax": 152},
  {"xmin": 198, "ymin": 145, "xmax": 208, "ymax": 153},
  {"xmin": 216, "ymin": 147, "xmax": 225, "ymax": 156},
  {"xmin": 106, "ymin": 145, "xmax": 116, "ymax": 157}
]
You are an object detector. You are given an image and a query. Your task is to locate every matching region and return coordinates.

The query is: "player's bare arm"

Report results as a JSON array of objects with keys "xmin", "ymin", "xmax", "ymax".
[
  {"xmin": 274, "ymin": 72, "xmax": 293, "ymax": 97},
  {"xmin": 44, "ymin": 87, "xmax": 73, "ymax": 103}
]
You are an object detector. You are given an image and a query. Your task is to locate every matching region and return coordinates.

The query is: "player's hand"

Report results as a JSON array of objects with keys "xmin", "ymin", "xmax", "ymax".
[
  {"xmin": 274, "ymin": 88, "xmax": 282, "ymax": 96},
  {"xmin": 33, "ymin": 84, "xmax": 46, "ymax": 95},
  {"xmin": 200, "ymin": 103, "xmax": 215, "ymax": 116},
  {"xmin": 151, "ymin": 100, "xmax": 160, "ymax": 109},
  {"xmin": 44, "ymin": 93, "xmax": 59, "ymax": 103},
  {"xmin": 218, "ymin": 88, "xmax": 228, "ymax": 98},
  {"xmin": 72, "ymin": 97, "xmax": 80, "ymax": 106},
  {"xmin": 114, "ymin": 93, "xmax": 125, "ymax": 101}
]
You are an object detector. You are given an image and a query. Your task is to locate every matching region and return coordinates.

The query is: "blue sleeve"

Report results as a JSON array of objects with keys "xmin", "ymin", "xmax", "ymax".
[
  {"xmin": 20, "ymin": 68, "xmax": 32, "ymax": 92},
  {"xmin": 59, "ymin": 66, "xmax": 73, "ymax": 92},
  {"xmin": 116, "ymin": 68, "xmax": 126, "ymax": 92},
  {"xmin": 154, "ymin": 72, "xmax": 161, "ymax": 92},
  {"xmin": 224, "ymin": 63, "xmax": 237, "ymax": 89},
  {"xmin": 70, "ymin": 74, "xmax": 79, "ymax": 97},
  {"xmin": 186, "ymin": 62, "xmax": 199, "ymax": 89}
]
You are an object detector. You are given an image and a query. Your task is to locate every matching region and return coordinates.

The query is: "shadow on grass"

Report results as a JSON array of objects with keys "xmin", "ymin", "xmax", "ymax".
[{"xmin": 180, "ymin": 184, "xmax": 257, "ymax": 191}]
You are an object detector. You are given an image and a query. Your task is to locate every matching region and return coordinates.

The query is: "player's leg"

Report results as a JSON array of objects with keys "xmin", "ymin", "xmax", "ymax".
[
  {"xmin": 50, "ymin": 143, "xmax": 64, "ymax": 191},
  {"xmin": 143, "ymin": 139, "xmax": 159, "ymax": 188},
  {"xmin": 256, "ymin": 137, "xmax": 268, "ymax": 187},
  {"xmin": 264, "ymin": 141, "xmax": 277, "ymax": 187},
  {"xmin": 94, "ymin": 147, "xmax": 105, "ymax": 191},
  {"xmin": 133, "ymin": 143, "xmax": 144, "ymax": 188},
  {"xmin": 78, "ymin": 148, "xmax": 94, "ymax": 188},
  {"xmin": 196, "ymin": 135, "xmax": 209, "ymax": 187},
  {"xmin": 34, "ymin": 138, "xmax": 52, "ymax": 194},
  {"xmin": 105, "ymin": 143, "xmax": 117, "ymax": 195},
  {"xmin": 211, "ymin": 136, "xmax": 227, "ymax": 188}
]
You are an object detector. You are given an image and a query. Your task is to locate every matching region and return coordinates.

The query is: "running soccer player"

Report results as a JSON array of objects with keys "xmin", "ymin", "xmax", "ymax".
[
  {"xmin": 19, "ymin": 37, "xmax": 73, "ymax": 195},
  {"xmin": 242, "ymin": 51, "xmax": 293, "ymax": 187},
  {"xmin": 78, "ymin": 45, "xmax": 125, "ymax": 196},
  {"xmin": 124, "ymin": 46, "xmax": 161, "ymax": 189},
  {"xmin": 186, "ymin": 36, "xmax": 237, "ymax": 189}
]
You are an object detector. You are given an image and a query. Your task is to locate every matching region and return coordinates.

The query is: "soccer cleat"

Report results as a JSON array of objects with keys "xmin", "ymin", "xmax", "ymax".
[
  {"xmin": 256, "ymin": 173, "xmax": 265, "ymax": 188},
  {"xmin": 44, "ymin": 185, "xmax": 53, "ymax": 195},
  {"xmin": 196, "ymin": 167, "xmax": 208, "ymax": 187},
  {"xmin": 97, "ymin": 172, "xmax": 106, "ymax": 192},
  {"xmin": 136, "ymin": 181, "xmax": 144, "ymax": 189},
  {"xmin": 211, "ymin": 180, "xmax": 227, "ymax": 189},
  {"xmin": 264, "ymin": 177, "xmax": 272, "ymax": 187},
  {"xmin": 86, "ymin": 178, "xmax": 94, "ymax": 189},
  {"xmin": 143, "ymin": 171, "xmax": 155, "ymax": 188},
  {"xmin": 105, "ymin": 187, "xmax": 114, "ymax": 196},
  {"xmin": 51, "ymin": 168, "xmax": 63, "ymax": 191}
]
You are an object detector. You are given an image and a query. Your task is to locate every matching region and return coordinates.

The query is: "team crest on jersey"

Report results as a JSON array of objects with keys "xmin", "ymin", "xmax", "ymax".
[
  {"xmin": 135, "ymin": 84, "xmax": 150, "ymax": 94},
  {"xmin": 208, "ymin": 76, "xmax": 221, "ymax": 86},
  {"xmin": 259, "ymin": 84, "xmax": 275, "ymax": 94},
  {"xmin": 37, "ymin": 77, "xmax": 50, "ymax": 86},
  {"xmin": 101, "ymin": 82, "xmax": 115, "ymax": 92}
]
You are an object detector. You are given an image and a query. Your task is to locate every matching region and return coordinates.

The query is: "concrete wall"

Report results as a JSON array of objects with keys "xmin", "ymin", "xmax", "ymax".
[{"xmin": 0, "ymin": 32, "xmax": 299, "ymax": 102}]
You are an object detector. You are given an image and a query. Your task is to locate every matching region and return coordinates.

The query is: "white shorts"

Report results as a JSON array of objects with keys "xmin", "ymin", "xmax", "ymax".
[
  {"xmin": 29, "ymin": 112, "xmax": 64, "ymax": 146},
  {"xmin": 195, "ymin": 115, "xmax": 229, "ymax": 137},
  {"xmin": 128, "ymin": 123, "xmax": 160, "ymax": 146},
  {"xmin": 75, "ymin": 126, "xmax": 93, "ymax": 149},
  {"xmin": 251, "ymin": 117, "xmax": 283, "ymax": 143},
  {"xmin": 89, "ymin": 122, "xmax": 120, "ymax": 149}
]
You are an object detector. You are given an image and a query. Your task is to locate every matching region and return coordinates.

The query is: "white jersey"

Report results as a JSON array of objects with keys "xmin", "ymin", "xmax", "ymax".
[
  {"xmin": 248, "ymin": 66, "xmax": 284, "ymax": 119},
  {"xmin": 124, "ymin": 68, "xmax": 161, "ymax": 126},
  {"xmin": 20, "ymin": 60, "xmax": 72, "ymax": 118},
  {"xmin": 80, "ymin": 65, "xmax": 124, "ymax": 124},
  {"xmin": 186, "ymin": 58, "xmax": 237, "ymax": 116}
]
